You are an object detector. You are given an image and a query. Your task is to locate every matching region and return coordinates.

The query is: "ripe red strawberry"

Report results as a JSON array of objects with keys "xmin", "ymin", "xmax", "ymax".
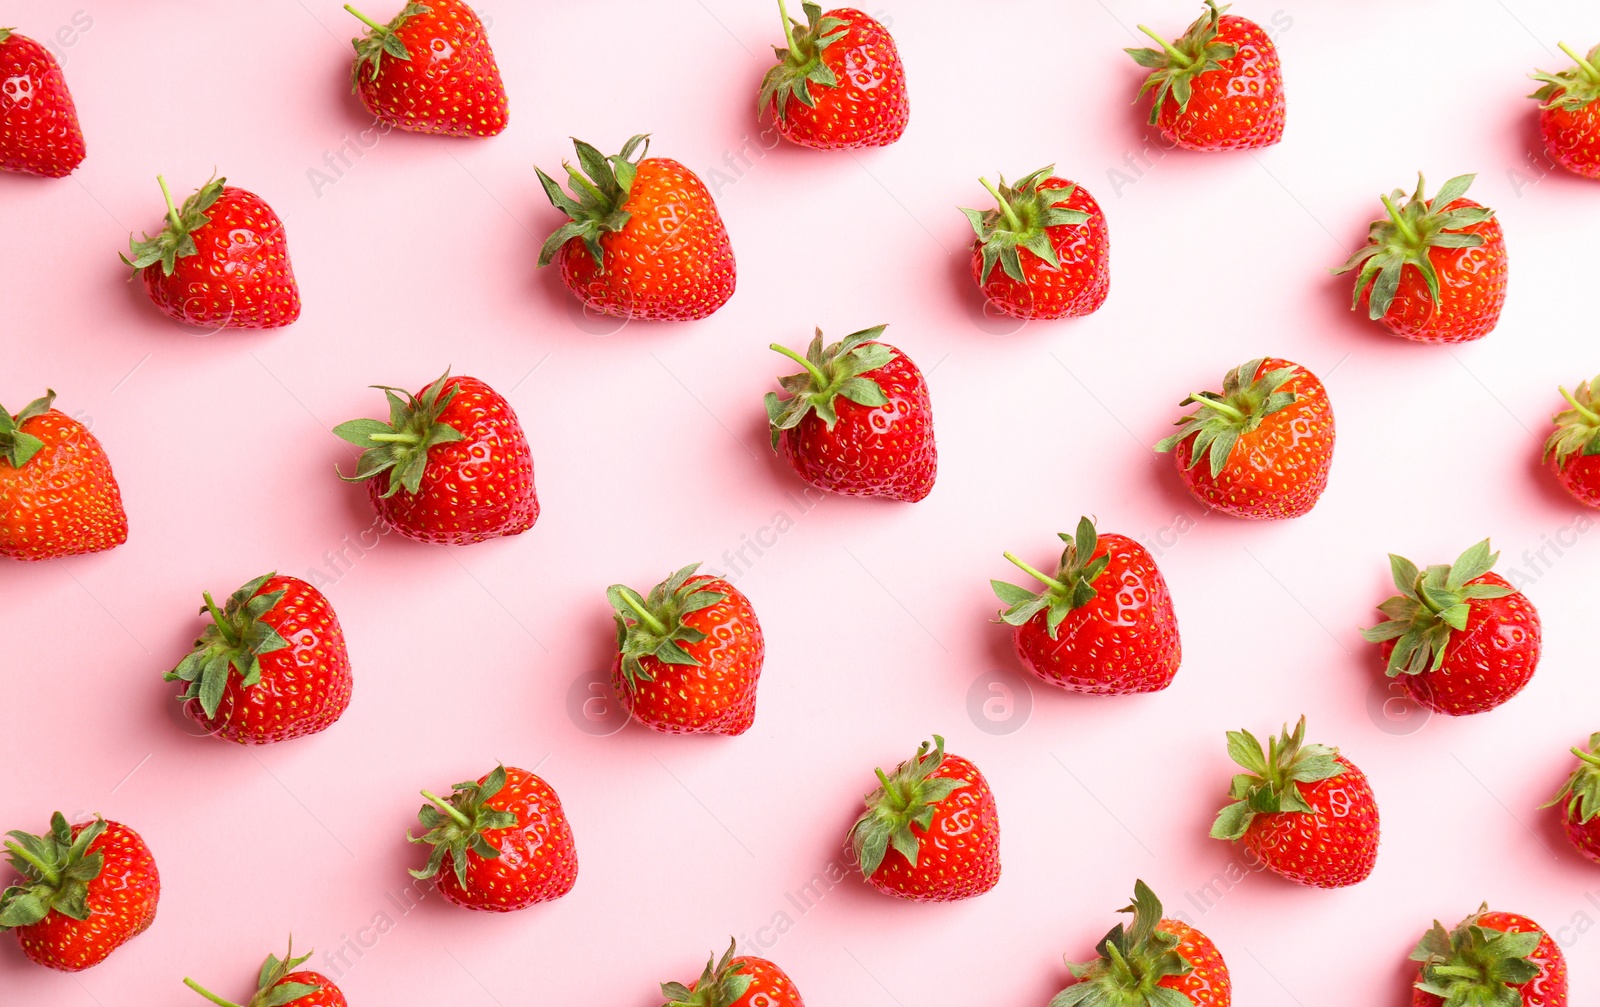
[
  {"xmin": 765, "ymin": 326, "xmax": 936, "ymax": 502},
  {"xmin": 1155, "ymin": 357, "xmax": 1334, "ymax": 519},
  {"xmin": 1362, "ymin": 540, "xmax": 1541, "ymax": 716},
  {"xmin": 537, "ymin": 135, "xmax": 735, "ymax": 321},
  {"xmin": 961, "ymin": 168, "xmax": 1108, "ymax": 320},
  {"xmin": 123, "ymin": 176, "xmax": 300, "ymax": 330},
  {"xmin": 165, "ymin": 573, "xmax": 353, "ymax": 745},
  {"xmin": 608, "ymin": 564, "xmax": 764, "ymax": 736},
  {"xmin": 0, "ymin": 390, "xmax": 126, "ymax": 561},
  {"xmin": 1334, "ymin": 173, "xmax": 1506, "ymax": 343},
  {"xmin": 0, "ymin": 813, "xmax": 159, "ymax": 972},
  {"xmin": 409, "ymin": 765, "xmax": 578, "ymax": 912},
  {"xmin": 345, "ymin": 0, "xmax": 508, "ymax": 137},
  {"xmin": 661, "ymin": 939, "xmax": 804, "ymax": 1007},
  {"xmin": 334, "ymin": 372, "xmax": 538, "ymax": 545},
  {"xmin": 1531, "ymin": 43, "xmax": 1600, "ymax": 180},
  {"xmin": 1052, "ymin": 880, "xmax": 1231, "ymax": 1007},
  {"xmin": 1125, "ymin": 1, "xmax": 1285, "ymax": 151},
  {"xmin": 848, "ymin": 736, "xmax": 1000, "ymax": 903},
  {"xmin": 1544, "ymin": 375, "xmax": 1600, "ymax": 508},
  {"xmin": 183, "ymin": 940, "xmax": 346, "ymax": 1007},
  {"xmin": 1210, "ymin": 718, "xmax": 1379, "ymax": 889},
  {"xmin": 1542, "ymin": 733, "xmax": 1600, "ymax": 865},
  {"xmin": 992, "ymin": 516, "xmax": 1181, "ymax": 696},
  {"xmin": 0, "ymin": 28, "xmax": 86, "ymax": 177},
  {"xmin": 758, "ymin": 2, "xmax": 908, "ymax": 150},
  {"xmin": 1411, "ymin": 907, "xmax": 1568, "ymax": 1007}
]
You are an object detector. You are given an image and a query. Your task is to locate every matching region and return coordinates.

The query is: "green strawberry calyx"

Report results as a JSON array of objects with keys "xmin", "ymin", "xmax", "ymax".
[
  {"xmin": 165, "ymin": 573, "xmax": 290, "ymax": 720},
  {"xmin": 608, "ymin": 563, "xmax": 727, "ymax": 691},
  {"xmin": 182, "ymin": 939, "xmax": 323, "ymax": 1007},
  {"xmin": 1333, "ymin": 173, "xmax": 1493, "ymax": 321},
  {"xmin": 961, "ymin": 167, "xmax": 1090, "ymax": 285},
  {"xmin": 1154, "ymin": 358, "xmax": 1300, "ymax": 478},
  {"xmin": 346, "ymin": 2, "xmax": 431, "ymax": 86},
  {"xmin": 1542, "ymin": 733, "xmax": 1600, "ymax": 826},
  {"xmin": 1360, "ymin": 539, "xmax": 1515, "ymax": 678},
  {"xmin": 0, "ymin": 29, "xmax": 13, "ymax": 45},
  {"xmin": 1210, "ymin": 717, "xmax": 1347, "ymax": 841},
  {"xmin": 660, "ymin": 939, "xmax": 753, "ymax": 1007},
  {"xmin": 0, "ymin": 390, "xmax": 55, "ymax": 470},
  {"xmin": 1531, "ymin": 42, "xmax": 1600, "ymax": 111},
  {"xmin": 0, "ymin": 813, "xmax": 107, "ymax": 932},
  {"xmin": 1411, "ymin": 907, "xmax": 1545, "ymax": 1007},
  {"xmin": 122, "ymin": 175, "xmax": 226, "ymax": 277},
  {"xmin": 992, "ymin": 516, "xmax": 1112, "ymax": 641},
  {"xmin": 408, "ymin": 765, "xmax": 520, "ymax": 888},
  {"xmin": 848, "ymin": 735, "xmax": 968, "ymax": 877},
  {"xmin": 535, "ymin": 134, "xmax": 650, "ymax": 271},
  {"xmin": 1544, "ymin": 376, "xmax": 1600, "ymax": 467},
  {"xmin": 333, "ymin": 371, "xmax": 466, "ymax": 498},
  {"xmin": 1125, "ymin": 1, "xmax": 1239, "ymax": 124},
  {"xmin": 758, "ymin": 1, "xmax": 849, "ymax": 121},
  {"xmin": 1051, "ymin": 881, "xmax": 1194, "ymax": 1007},
  {"xmin": 764, "ymin": 326, "xmax": 894, "ymax": 448}
]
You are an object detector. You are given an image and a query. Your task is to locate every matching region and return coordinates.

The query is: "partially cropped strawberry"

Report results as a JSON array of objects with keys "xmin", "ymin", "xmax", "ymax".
[
  {"xmin": 1125, "ymin": 0, "xmax": 1285, "ymax": 151},
  {"xmin": 537, "ymin": 135, "xmax": 735, "ymax": 321},
  {"xmin": 758, "ymin": 1, "xmax": 908, "ymax": 150},
  {"xmin": 1210, "ymin": 717, "xmax": 1379, "ymax": 889},
  {"xmin": 123, "ymin": 175, "xmax": 300, "ymax": 330},
  {"xmin": 345, "ymin": 0, "xmax": 508, "ymax": 137},
  {"xmin": 1334, "ymin": 173, "xmax": 1506, "ymax": 343},
  {"xmin": 961, "ymin": 168, "xmax": 1108, "ymax": 320},
  {"xmin": 765, "ymin": 326, "xmax": 936, "ymax": 502},
  {"xmin": 0, "ymin": 813, "xmax": 159, "ymax": 972},
  {"xmin": 1411, "ymin": 907, "xmax": 1568, "ymax": 1007},
  {"xmin": 1542, "ymin": 733, "xmax": 1600, "ymax": 865},
  {"xmin": 1531, "ymin": 43, "xmax": 1600, "ymax": 180},
  {"xmin": 0, "ymin": 28, "xmax": 86, "ymax": 177},
  {"xmin": 1544, "ymin": 375, "xmax": 1600, "ymax": 508},
  {"xmin": 609, "ymin": 564, "xmax": 764, "ymax": 736},
  {"xmin": 1155, "ymin": 357, "xmax": 1334, "ymax": 519},
  {"xmin": 662, "ymin": 939, "xmax": 804, "ymax": 1007},
  {"xmin": 992, "ymin": 516, "xmax": 1181, "ymax": 696},
  {"xmin": 183, "ymin": 940, "xmax": 346, "ymax": 1007},
  {"xmin": 165, "ymin": 573, "xmax": 353, "ymax": 745},
  {"xmin": 1362, "ymin": 540, "xmax": 1541, "ymax": 716},
  {"xmin": 848, "ymin": 736, "xmax": 1000, "ymax": 902},
  {"xmin": 1052, "ymin": 880, "xmax": 1231, "ymax": 1007},
  {"xmin": 335, "ymin": 372, "xmax": 538, "ymax": 545},
  {"xmin": 409, "ymin": 765, "xmax": 578, "ymax": 912},
  {"xmin": 0, "ymin": 390, "xmax": 127, "ymax": 561}
]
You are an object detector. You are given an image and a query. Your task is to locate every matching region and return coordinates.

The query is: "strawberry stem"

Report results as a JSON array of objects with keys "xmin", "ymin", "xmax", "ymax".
[
  {"xmin": 776, "ymin": 0, "xmax": 799, "ymax": 54},
  {"xmin": 3, "ymin": 840, "xmax": 58, "ymax": 884},
  {"xmin": 368, "ymin": 432, "xmax": 421, "ymax": 445},
  {"xmin": 1559, "ymin": 42, "xmax": 1600, "ymax": 85},
  {"xmin": 1573, "ymin": 745, "xmax": 1600, "ymax": 769},
  {"xmin": 182, "ymin": 978, "xmax": 244, "ymax": 1007},
  {"xmin": 156, "ymin": 175, "xmax": 181, "ymax": 232},
  {"xmin": 1380, "ymin": 194, "xmax": 1419, "ymax": 244},
  {"xmin": 1002, "ymin": 552, "xmax": 1064, "ymax": 591},
  {"xmin": 1194, "ymin": 395, "xmax": 1246, "ymax": 422},
  {"xmin": 1560, "ymin": 385, "xmax": 1600, "ymax": 425},
  {"xmin": 769, "ymin": 343, "xmax": 829, "ymax": 388},
  {"xmin": 616, "ymin": 590, "xmax": 669, "ymax": 635},
  {"xmin": 201, "ymin": 592, "xmax": 239, "ymax": 647},
  {"xmin": 1136, "ymin": 24, "xmax": 1191, "ymax": 68},
  {"xmin": 420, "ymin": 790, "xmax": 474, "ymax": 829},
  {"xmin": 343, "ymin": 3, "xmax": 386, "ymax": 32},
  {"xmin": 979, "ymin": 177, "xmax": 1022, "ymax": 231}
]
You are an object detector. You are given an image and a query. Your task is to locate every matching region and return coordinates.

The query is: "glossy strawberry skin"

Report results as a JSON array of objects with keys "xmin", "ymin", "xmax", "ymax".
[
  {"xmin": 1539, "ymin": 95, "xmax": 1600, "ymax": 180},
  {"xmin": 276, "ymin": 971, "xmax": 348, "ymax": 1006},
  {"xmin": 1562, "ymin": 810, "xmax": 1600, "ymax": 864},
  {"xmin": 1356, "ymin": 198, "xmax": 1506, "ymax": 343},
  {"xmin": 0, "ymin": 407, "xmax": 126, "ymax": 561},
  {"xmin": 778, "ymin": 343, "xmax": 936, "ymax": 502},
  {"xmin": 1011, "ymin": 533, "xmax": 1180, "ymax": 695},
  {"xmin": 354, "ymin": 0, "xmax": 507, "ymax": 137},
  {"xmin": 863, "ymin": 753, "xmax": 999, "ymax": 902},
  {"xmin": 1553, "ymin": 452, "xmax": 1600, "ymax": 508},
  {"xmin": 1412, "ymin": 912, "xmax": 1567, "ymax": 1007},
  {"xmin": 1242, "ymin": 755, "xmax": 1379, "ymax": 889},
  {"xmin": 1380, "ymin": 572, "xmax": 1541, "ymax": 716},
  {"xmin": 141, "ymin": 187, "xmax": 300, "ymax": 329},
  {"xmin": 434, "ymin": 767, "xmax": 578, "ymax": 912},
  {"xmin": 0, "ymin": 31, "xmax": 85, "ymax": 177},
  {"xmin": 368, "ymin": 375, "xmax": 538, "ymax": 544},
  {"xmin": 1159, "ymin": 919, "xmax": 1232, "ymax": 1006},
  {"xmin": 13, "ymin": 821, "xmax": 159, "ymax": 972},
  {"xmin": 1155, "ymin": 15, "xmax": 1284, "ymax": 152},
  {"xmin": 694, "ymin": 955, "xmax": 804, "ymax": 1007},
  {"xmin": 972, "ymin": 179, "xmax": 1109, "ymax": 320},
  {"xmin": 610, "ymin": 575, "xmax": 764, "ymax": 736},
  {"xmin": 768, "ymin": 8, "xmax": 908, "ymax": 150}
]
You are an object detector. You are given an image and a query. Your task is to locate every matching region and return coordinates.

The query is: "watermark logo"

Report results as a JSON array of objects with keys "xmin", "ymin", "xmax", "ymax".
[
  {"xmin": 966, "ymin": 669, "xmax": 1033, "ymax": 736},
  {"xmin": 566, "ymin": 668, "xmax": 630, "ymax": 737}
]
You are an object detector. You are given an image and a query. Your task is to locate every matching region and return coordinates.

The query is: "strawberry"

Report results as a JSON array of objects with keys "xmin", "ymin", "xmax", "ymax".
[
  {"xmin": 847, "ymin": 736, "xmax": 1000, "ymax": 903},
  {"xmin": 608, "ymin": 564, "xmax": 764, "ymax": 736},
  {"xmin": 661, "ymin": 939, "xmax": 803, "ymax": 1007},
  {"xmin": 1411, "ymin": 907, "xmax": 1568, "ymax": 1007},
  {"xmin": 1052, "ymin": 880, "xmax": 1231, "ymax": 1007},
  {"xmin": 334, "ymin": 372, "xmax": 538, "ymax": 545},
  {"xmin": 1334, "ymin": 173, "xmax": 1506, "ymax": 343},
  {"xmin": 1543, "ymin": 375, "xmax": 1600, "ymax": 508},
  {"xmin": 991, "ymin": 516, "xmax": 1181, "ymax": 696},
  {"xmin": 1154, "ymin": 357, "xmax": 1334, "ymax": 519},
  {"xmin": 409, "ymin": 765, "xmax": 578, "ymax": 912},
  {"xmin": 1210, "ymin": 717, "xmax": 1379, "ymax": 889},
  {"xmin": 536, "ymin": 135, "xmax": 736, "ymax": 322},
  {"xmin": 182, "ymin": 940, "xmax": 346, "ymax": 1007},
  {"xmin": 765, "ymin": 326, "xmax": 937, "ymax": 502},
  {"xmin": 758, "ymin": 2, "xmax": 908, "ymax": 150},
  {"xmin": 1361, "ymin": 540, "xmax": 1541, "ymax": 716},
  {"xmin": 1530, "ymin": 43, "xmax": 1600, "ymax": 180},
  {"xmin": 345, "ymin": 0, "xmax": 508, "ymax": 138},
  {"xmin": 1125, "ymin": 0, "xmax": 1285, "ymax": 152},
  {"xmin": 0, "ymin": 28, "xmax": 86, "ymax": 177},
  {"xmin": 0, "ymin": 390, "xmax": 127, "ymax": 561},
  {"xmin": 165, "ymin": 573, "xmax": 353, "ymax": 745},
  {"xmin": 0, "ymin": 813, "xmax": 159, "ymax": 972},
  {"xmin": 1541, "ymin": 733, "xmax": 1600, "ymax": 865},
  {"xmin": 961, "ymin": 168, "xmax": 1109, "ymax": 320},
  {"xmin": 122, "ymin": 175, "xmax": 300, "ymax": 330}
]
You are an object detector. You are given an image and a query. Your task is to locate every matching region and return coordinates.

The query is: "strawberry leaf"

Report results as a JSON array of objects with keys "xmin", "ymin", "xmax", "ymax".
[
  {"xmin": 1155, "ymin": 358, "xmax": 1301, "ymax": 477},
  {"xmin": 848, "ymin": 736, "xmax": 969, "ymax": 877}
]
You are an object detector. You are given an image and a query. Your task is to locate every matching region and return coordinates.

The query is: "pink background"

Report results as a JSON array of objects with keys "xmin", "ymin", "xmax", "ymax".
[{"xmin": 4, "ymin": 0, "xmax": 1600, "ymax": 1003}]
